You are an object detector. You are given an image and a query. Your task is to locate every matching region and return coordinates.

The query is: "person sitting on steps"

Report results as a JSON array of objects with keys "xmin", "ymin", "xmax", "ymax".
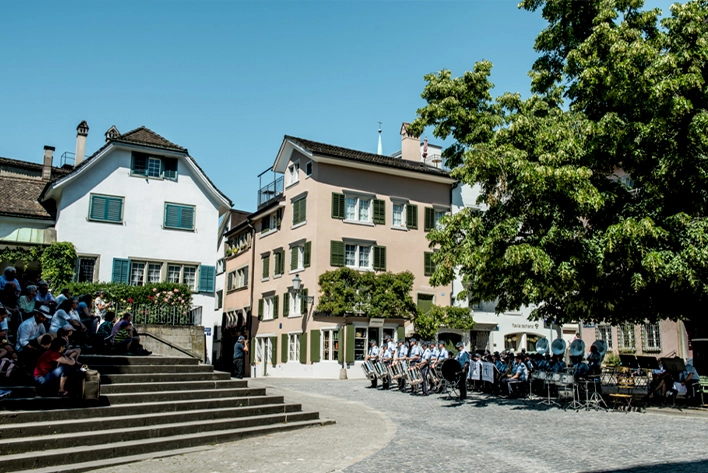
[{"xmin": 33, "ymin": 337, "xmax": 77, "ymax": 397}]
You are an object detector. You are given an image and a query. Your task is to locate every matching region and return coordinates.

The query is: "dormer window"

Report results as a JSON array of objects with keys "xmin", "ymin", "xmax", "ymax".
[
  {"xmin": 288, "ymin": 161, "xmax": 300, "ymax": 186},
  {"xmin": 131, "ymin": 152, "xmax": 178, "ymax": 181}
]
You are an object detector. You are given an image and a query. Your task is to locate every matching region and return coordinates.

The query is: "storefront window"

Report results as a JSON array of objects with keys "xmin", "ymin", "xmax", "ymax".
[
  {"xmin": 526, "ymin": 335, "xmax": 539, "ymax": 353},
  {"xmin": 505, "ymin": 334, "xmax": 519, "ymax": 351},
  {"xmin": 354, "ymin": 328, "xmax": 367, "ymax": 361}
]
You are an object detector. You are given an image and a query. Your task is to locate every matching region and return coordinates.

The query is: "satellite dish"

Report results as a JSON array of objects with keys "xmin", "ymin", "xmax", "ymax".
[
  {"xmin": 536, "ymin": 338, "xmax": 549, "ymax": 355},
  {"xmin": 592, "ymin": 340, "xmax": 608, "ymax": 357},
  {"xmin": 570, "ymin": 339, "xmax": 586, "ymax": 357},
  {"xmin": 551, "ymin": 339, "xmax": 567, "ymax": 356}
]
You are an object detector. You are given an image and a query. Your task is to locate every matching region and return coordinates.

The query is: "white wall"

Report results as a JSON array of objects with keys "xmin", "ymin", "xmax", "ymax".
[{"xmin": 53, "ymin": 146, "xmax": 221, "ymax": 357}]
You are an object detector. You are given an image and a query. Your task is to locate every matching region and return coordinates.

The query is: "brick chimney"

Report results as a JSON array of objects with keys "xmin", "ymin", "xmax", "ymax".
[
  {"xmin": 42, "ymin": 145, "xmax": 55, "ymax": 180},
  {"xmin": 400, "ymin": 122, "xmax": 420, "ymax": 162},
  {"xmin": 75, "ymin": 120, "xmax": 89, "ymax": 167}
]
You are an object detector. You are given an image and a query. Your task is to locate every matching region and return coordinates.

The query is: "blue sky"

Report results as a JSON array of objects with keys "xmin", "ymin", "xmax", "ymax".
[{"xmin": 0, "ymin": 0, "xmax": 675, "ymax": 212}]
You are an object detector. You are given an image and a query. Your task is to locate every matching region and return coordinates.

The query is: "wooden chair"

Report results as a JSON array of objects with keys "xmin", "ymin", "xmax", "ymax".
[
  {"xmin": 698, "ymin": 376, "xmax": 708, "ymax": 406},
  {"xmin": 609, "ymin": 377, "xmax": 635, "ymax": 412}
]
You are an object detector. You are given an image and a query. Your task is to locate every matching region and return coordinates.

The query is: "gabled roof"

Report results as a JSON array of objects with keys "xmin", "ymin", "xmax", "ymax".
[
  {"xmin": 283, "ymin": 136, "xmax": 450, "ymax": 178},
  {"xmin": 0, "ymin": 176, "xmax": 55, "ymax": 219},
  {"xmin": 113, "ymin": 126, "xmax": 187, "ymax": 152},
  {"xmin": 0, "ymin": 156, "xmax": 71, "ymax": 178}
]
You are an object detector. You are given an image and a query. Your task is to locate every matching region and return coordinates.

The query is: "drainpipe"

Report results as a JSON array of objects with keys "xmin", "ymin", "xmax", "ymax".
[{"xmin": 246, "ymin": 220, "xmax": 257, "ymax": 377}]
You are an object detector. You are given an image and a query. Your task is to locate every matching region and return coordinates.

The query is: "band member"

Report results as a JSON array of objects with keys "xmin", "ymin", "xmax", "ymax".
[
  {"xmin": 502, "ymin": 354, "xmax": 528, "ymax": 396},
  {"xmin": 430, "ymin": 341, "xmax": 440, "ymax": 365},
  {"xmin": 365, "ymin": 340, "xmax": 380, "ymax": 389},
  {"xmin": 587, "ymin": 345, "xmax": 602, "ymax": 375},
  {"xmin": 394, "ymin": 339, "xmax": 409, "ymax": 392},
  {"xmin": 436, "ymin": 341, "xmax": 448, "ymax": 365},
  {"xmin": 380, "ymin": 343, "xmax": 393, "ymax": 390},
  {"xmin": 418, "ymin": 341, "xmax": 432, "ymax": 396},
  {"xmin": 408, "ymin": 338, "xmax": 422, "ymax": 366},
  {"xmin": 384, "ymin": 335, "xmax": 395, "ymax": 353},
  {"xmin": 455, "ymin": 342, "xmax": 470, "ymax": 400}
]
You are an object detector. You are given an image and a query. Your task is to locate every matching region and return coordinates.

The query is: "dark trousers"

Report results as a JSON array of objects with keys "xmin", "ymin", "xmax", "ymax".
[
  {"xmin": 458, "ymin": 369, "xmax": 467, "ymax": 399},
  {"xmin": 234, "ymin": 358, "xmax": 245, "ymax": 379},
  {"xmin": 420, "ymin": 365, "xmax": 429, "ymax": 395},
  {"xmin": 398, "ymin": 374, "xmax": 407, "ymax": 392},
  {"xmin": 370, "ymin": 374, "xmax": 378, "ymax": 388},
  {"xmin": 382, "ymin": 363, "xmax": 391, "ymax": 389}
]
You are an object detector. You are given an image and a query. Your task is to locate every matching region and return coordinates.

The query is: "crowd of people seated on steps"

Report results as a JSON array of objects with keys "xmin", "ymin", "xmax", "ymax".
[{"xmin": 0, "ymin": 266, "xmax": 151, "ymax": 397}]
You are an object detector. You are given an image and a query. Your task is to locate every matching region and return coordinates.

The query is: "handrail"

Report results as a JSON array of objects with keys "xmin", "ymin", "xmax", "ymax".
[{"xmin": 137, "ymin": 332, "xmax": 200, "ymax": 360}]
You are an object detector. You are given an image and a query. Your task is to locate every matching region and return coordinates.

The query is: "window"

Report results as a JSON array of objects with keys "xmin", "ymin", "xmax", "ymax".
[
  {"xmin": 595, "ymin": 325, "xmax": 613, "ymax": 350},
  {"xmin": 345, "ymin": 243, "xmax": 371, "ymax": 270},
  {"xmin": 89, "ymin": 194, "xmax": 124, "ymax": 223},
  {"xmin": 262, "ymin": 254, "xmax": 270, "ymax": 280},
  {"xmin": 305, "ymin": 161, "xmax": 313, "ymax": 176},
  {"xmin": 147, "ymin": 263, "xmax": 162, "ymax": 284},
  {"xmin": 424, "ymin": 252, "xmax": 435, "ymax": 277},
  {"xmin": 228, "ymin": 266, "xmax": 248, "ymax": 291},
  {"xmin": 354, "ymin": 328, "xmax": 367, "ymax": 361},
  {"xmin": 392, "ymin": 203, "xmax": 404, "ymax": 228},
  {"xmin": 406, "ymin": 204, "xmax": 418, "ymax": 229},
  {"xmin": 182, "ymin": 266, "xmax": 197, "ymax": 291},
  {"xmin": 274, "ymin": 251, "xmax": 284, "ymax": 276},
  {"xmin": 77, "ymin": 257, "xmax": 96, "ymax": 282},
  {"xmin": 131, "ymin": 153, "xmax": 178, "ymax": 180},
  {"xmin": 288, "ymin": 161, "xmax": 300, "ymax": 186},
  {"xmin": 417, "ymin": 294, "xmax": 434, "ymax": 314},
  {"xmin": 434, "ymin": 210, "xmax": 445, "ymax": 230},
  {"xmin": 167, "ymin": 265, "xmax": 181, "ymax": 284},
  {"xmin": 291, "ymin": 245, "xmax": 304, "ymax": 271},
  {"xmin": 130, "ymin": 262, "xmax": 146, "ymax": 286},
  {"xmin": 292, "ymin": 197, "xmax": 307, "ymax": 226},
  {"xmin": 230, "ymin": 231, "xmax": 250, "ymax": 253},
  {"xmin": 164, "ymin": 203, "xmax": 195, "ymax": 231},
  {"xmin": 216, "ymin": 258, "xmax": 225, "ymax": 275},
  {"xmin": 345, "ymin": 197, "xmax": 370, "ymax": 222},
  {"xmin": 618, "ymin": 325, "xmax": 636, "ymax": 352},
  {"xmin": 643, "ymin": 323, "xmax": 661, "ymax": 352},
  {"xmin": 321, "ymin": 329, "xmax": 339, "ymax": 361},
  {"xmin": 288, "ymin": 333, "xmax": 300, "ymax": 362},
  {"xmin": 261, "ymin": 213, "xmax": 279, "ymax": 234},
  {"xmin": 216, "ymin": 290, "xmax": 223, "ymax": 310},
  {"xmin": 255, "ymin": 337, "xmax": 272, "ymax": 364},
  {"xmin": 288, "ymin": 292, "xmax": 302, "ymax": 316},
  {"xmin": 424, "ymin": 207, "xmax": 447, "ymax": 231},
  {"xmin": 261, "ymin": 296, "xmax": 276, "ymax": 321}
]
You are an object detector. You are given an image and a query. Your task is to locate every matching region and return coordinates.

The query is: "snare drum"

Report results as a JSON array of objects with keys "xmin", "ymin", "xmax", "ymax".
[
  {"xmin": 373, "ymin": 362, "xmax": 386, "ymax": 379},
  {"xmin": 536, "ymin": 371, "xmax": 548, "ymax": 381},
  {"xmin": 551, "ymin": 373, "xmax": 562, "ymax": 384},
  {"xmin": 559, "ymin": 374, "xmax": 574, "ymax": 385},
  {"xmin": 406, "ymin": 367, "xmax": 422, "ymax": 384},
  {"xmin": 362, "ymin": 361, "xmax": 376, "ymax": 380}
]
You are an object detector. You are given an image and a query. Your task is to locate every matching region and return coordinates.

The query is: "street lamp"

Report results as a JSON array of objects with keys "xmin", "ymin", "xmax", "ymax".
[{"xmin": 292, "ymin": 273, "xmax": 314, "ymax": 304}]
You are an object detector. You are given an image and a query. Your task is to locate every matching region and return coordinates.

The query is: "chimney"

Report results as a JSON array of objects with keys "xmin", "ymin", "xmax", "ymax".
[
  {"xmin": 105, "ymin": 125, "xmax": 120, "ymax": 142},
  {"xmin": 42, "ymin": 145, "xmax": 55, "ymax": 180},
  {"xmin": 75, "ymin": 120, "xmax": 89, "ymax": 167},
  {"xmin": 400, "ymin": 122, "xmax": 420, "ymax": 162}
]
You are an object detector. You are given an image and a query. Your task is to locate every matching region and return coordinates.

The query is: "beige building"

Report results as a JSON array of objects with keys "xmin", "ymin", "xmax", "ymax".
[{"xmin": 223, "ymin": 127, "xmax": 456, "ymax": 378}]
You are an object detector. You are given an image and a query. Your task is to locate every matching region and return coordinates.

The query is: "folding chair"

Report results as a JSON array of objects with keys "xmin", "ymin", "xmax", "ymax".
[
  {"xmin": 698, "ymin": 376, "xmax": 708, "ymax": 406},
  {"xmin": 609, "ymin": 377, "xmax": 635, "ymax": 412}
]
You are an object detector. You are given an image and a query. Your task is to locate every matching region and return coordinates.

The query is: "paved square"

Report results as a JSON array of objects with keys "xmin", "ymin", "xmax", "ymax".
[{"xmin": 90, "ymin": 378, "xmax": 708, "ymax": 473}]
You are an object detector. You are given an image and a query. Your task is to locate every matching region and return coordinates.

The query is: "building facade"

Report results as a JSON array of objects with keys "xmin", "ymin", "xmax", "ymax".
[{"xmin": 223, "ymin": 129, "xmax": 456, "ymax": 378}]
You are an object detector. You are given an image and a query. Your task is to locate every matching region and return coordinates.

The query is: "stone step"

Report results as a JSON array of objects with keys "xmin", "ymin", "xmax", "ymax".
[
  {"xmin": 0, "ymin": 411, "xmax": 321, "ymax": 455},
  {"xmin": 80, "ymin": 355, "xmax": 200, "ymax": 366},
  {"xmin": 0, "ymin": 394, "xmax": 285, "ymax": 423},
  {"xmin": 93, "ymin": 364, "xmax": 214, "ymax": 374},
  {"xmin": 100, "ymin": 371, "xmax": 231, "ymax": 384},
  {"xmin": 0, "ymin": 402, "xmax": 303, "ymax": 438},
  {"xmin": 103, "ymin": 387, "xmax": 267, "ymax": 405},
  {"xmin": 100, "ymin": 379, "xmax": 247, "ymax": 394},
  {"xmin": 0, "ymin": 386, "xmax": 36, "ymax": 398},
  {"xmin": 1, "ymin": 419, "xmax": 334, "ymax": 473}
]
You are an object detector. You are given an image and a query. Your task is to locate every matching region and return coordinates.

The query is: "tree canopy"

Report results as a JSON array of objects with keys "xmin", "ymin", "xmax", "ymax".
[{"xmin": 410, "ymin": 0, "xmax": 708, "ymax": 329}]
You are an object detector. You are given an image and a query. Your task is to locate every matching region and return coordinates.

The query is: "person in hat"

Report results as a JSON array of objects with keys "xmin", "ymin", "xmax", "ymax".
[
  {"xmin": 455, "ymin": 342, "xmax": 470, "ymax": 400},
  {"xmin": 502, "ymin": 353, "xmax": 529, "ymax": 397},
  {"xmin": 380, "ymin": 339, "xmax": 393, "ymax": 390},
  {"xmin": 365, "ymin": 340, "xmax": 380, "ymax": 388},
  {"xmin": 16, "ymin": 305, "xmax": 49, "ymax": 353},
  {"xmin": 418, "ymin": 341, "xmax": 433, "ymax": 396},
  {"xmin": 233, "ymin": 335, "xmax": 248, "ymax": 379},
  {"xmin": 394, "ymin": 339, "xmax": 409, "ymax": 392}
]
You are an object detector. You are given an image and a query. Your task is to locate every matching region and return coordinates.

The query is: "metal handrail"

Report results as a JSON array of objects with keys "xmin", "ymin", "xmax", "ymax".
[{"xmin": 137, "ymin": 331, "xmax": 200, "ymax": 360}]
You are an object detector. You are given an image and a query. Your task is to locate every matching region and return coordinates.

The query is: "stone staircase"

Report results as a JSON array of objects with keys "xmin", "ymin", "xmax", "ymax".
[{"xmin": 0, "ymin": 355, "xmax": 332, "ymax": 473}]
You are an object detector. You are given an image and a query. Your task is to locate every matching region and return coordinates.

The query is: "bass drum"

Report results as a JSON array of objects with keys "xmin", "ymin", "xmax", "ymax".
[{"xmin": 440, "ymin": 358, "xmax": 462, "ymax": 382}]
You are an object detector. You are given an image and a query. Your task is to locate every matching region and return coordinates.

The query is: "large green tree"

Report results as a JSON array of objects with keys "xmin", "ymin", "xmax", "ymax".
[{"xmin": 410, "ymin": 0, "xmax": 708, "ymax": 339}]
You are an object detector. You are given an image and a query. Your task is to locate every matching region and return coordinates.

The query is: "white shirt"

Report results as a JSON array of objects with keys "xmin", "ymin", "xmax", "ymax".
[
  {"xmin": 49, "ymin": 309, "xmax": 73, "ymax": 333},
  {"xmin": 16, "ymin": 318, "xmax": 46, "ymax": 351}
]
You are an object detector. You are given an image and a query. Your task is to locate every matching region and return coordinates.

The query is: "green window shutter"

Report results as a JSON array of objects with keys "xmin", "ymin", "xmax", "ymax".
[
  {"xmin": 406, "ymin": 204, "xmax": 418, "ymax": 229},
  {"xmin": 165, "ymin": 204, "xmax": 194, "ymax": 230},
  {"xmin": 274, "ymin": 252, "xmax": 281, "ymax": 275},
  {"xmin": 273, "ymin": 295, "xmax": 279, "ymax": 319},
  {"xmin": 293, "ymin": 197, "xmax": 307, "ymax": 225},
  {"xmin": 283, "ymin": 293, "xmax": 290, "ymax": 317},
  {"xmin": 111, "ymin": 258, "xmax": 129, "ymax": 284},
  {"xmin": 330, "ymin": 241, "xmax": 345, "ymax": 267},
  {"xmin": 373, "ymin": 199, "xmax": 385, "ymax": 225},
  {"xmin": 300, "ymin": 289, "xmax": 308, "ymax": 314},
  {"xmin": 90, "ymin": 196, "xmax": 123, "ymax": 223},
  {"xmin": 198, "ymin": 265, "xmax": 215, "ymax": 293},
  {"xmin": 163, "ymin": 158, "xmax": 178, "ymax": 180},
  {"xmin": 299, "ymin": 332, "xmax": 308, "ymax": 364},
  {"xmin": 303, "ymin": 241, "xmax": 311, "ymax": 267},
  {"xmin": 131, "ymin": 154, "xmax": 147, "ymax": 175},
  {"xmin": 338, "ymin": 330, "xmax": 344, "ymax": 364},
  {"xmin": 250, "ymin": 338, "xmax": 256, "ymax": 364},
  {"xmin": 292, "ymin": 200, "xmax": 300, "ymax": 225},
  {"xmin": 280, "ymin": 251, "xmax": 286, "ymax": 274},
  {"xmin": 291, "ymin": 246, "xmax": 298, "ymax": 271},
  {"xmin": 424, "ymin": 252, "xmax": 434, "ymax": 277},
  {"xmin": 271, "ymin": 337, "xmax": 278, "ymax": 366},
  {"xmin": 397, "ymin": 326, "xmax": 405, "ymax": 343},
  {"xmin": 299, "ymin": 198, "xmax": 307, "ymax": 223},
  {"xmin": 258, "ymin": 299, "xmax": 264, "ymax": 320},
  {"xmin": 310, "ymin": 330, "xmax": 321, "ymax": 363},
  {"xmin": 90, "ymin": 195, "xmax": 106, "ymax": 220},
  {"xmin": 417, "ymin": 294, "xmax": 434, "ymax": 314},
  {"xmin": 345, "ymin": 325, "xmax": 355, "ymax": 363},
  {"xmin": 262, "ymin": 255, "xmax": 270, "ymax": 279},
  {"xmin": 373, "ymin": 246, "xmax": 386, "ymax": 271},
  {"xmin": 424, "ymin": 207, "xmax": 435, "ymax": 232},
  {"xmin": 281, "ymin": 334, "xmax": 288, "ymax": 363},
  {"xmin": 331, "ymin": 193, "xmax": 345, "ymax": 219},
  {"xmin": 105, "ymin": 198, "xmax": 123, "ymax": 222}
]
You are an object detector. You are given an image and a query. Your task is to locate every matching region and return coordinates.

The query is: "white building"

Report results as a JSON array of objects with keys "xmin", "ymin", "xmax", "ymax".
[{"xmin": 39, "ymin": 123, "xmax": 232, "ymax": 357}]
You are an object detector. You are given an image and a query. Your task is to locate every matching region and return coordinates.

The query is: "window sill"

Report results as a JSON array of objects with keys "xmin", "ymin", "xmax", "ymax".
[
  {"xmin": 291, "ymin": 221, "xmax": 307, "ymax": 230},
  {"xmin": 87, "ymin": 218, "xmax": 123, "ymax": 225},
  {"xmin": 227, "ymin": 286, "xmax": 248, "ymax": 294},
  {"xmin": 391, "ymin": 225, "xmax": 408, "ymax": 231},
  {"xmin": 288, "ymin": 314, "xmax": 303, "ymax": 319},
  {"xmin": 163, "ymin": 226, "xmax": 196, "ymax": 232},
  {"xmin": 273, "ymin": 274, "xmax": 283, "ymax": 279},
  {"xmin": 345, "ymin": 265, "xmax": 373, "ymax": 273},
  {"xmin": 344, "ymin": 220, "xmax": 374, "ymax": 227},
  {"xmin": 288, "ymin": 268, "xmax": 305, "ymax": 275},
  {"xmin": 261, "ymin": 278, "xmax": 270, "ymax": 283},
  {"xmin": 259, "ymin": 229, "xmax": 277, "ymax": 239}
]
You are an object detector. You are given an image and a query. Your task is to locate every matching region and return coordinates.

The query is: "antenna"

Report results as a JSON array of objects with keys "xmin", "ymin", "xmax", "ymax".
[{"xmin": 377, "ymin": 121, "xmax": 383, "ymax": 155}]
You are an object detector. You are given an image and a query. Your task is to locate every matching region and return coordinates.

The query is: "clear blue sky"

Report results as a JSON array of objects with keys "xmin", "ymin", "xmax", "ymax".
[{"xmin": 0, "ymin": 0, "xmax": 675, "ymax": 212}]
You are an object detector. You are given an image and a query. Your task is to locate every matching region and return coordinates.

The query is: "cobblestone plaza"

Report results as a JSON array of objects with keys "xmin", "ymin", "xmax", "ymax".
[{"xmin": 91, "ymin": 378, "xmax": 708, "ymax": 473}]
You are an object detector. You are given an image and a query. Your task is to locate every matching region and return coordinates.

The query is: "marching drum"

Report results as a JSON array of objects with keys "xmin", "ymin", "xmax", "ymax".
[
  {"xmin": 374, "ymin": 362, "xmax": 389, "ymax": 380},
  {"xmin": 559, "ymin": 374, "xmax": 574, "ymax": 385},
  {"xmin": 362, "ymin": 361, "xmax": 376, "ymax": 380},
  {"xmin": 536, "ymin": 371, "xmax": 548, "ymax": 381},
  {"xmin": 391, "ymin": 361, "xmax": 408, "ymax": 379},
  {"xmin": 440, "ymin": 358, "xmax": 462, "ymax": 382},
  {"xmin": 406, "ymin": 367, "xmax": 423, "ymax": 384}
]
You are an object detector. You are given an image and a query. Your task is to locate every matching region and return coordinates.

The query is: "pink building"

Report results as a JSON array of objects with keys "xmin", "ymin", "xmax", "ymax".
[
  {"xmin": 222, "ymin": 128, "xmax": 456, "ymax": 378},
  {"xmin": 580, "ymin": 319, "xmax": 692, "ymax": 360}
]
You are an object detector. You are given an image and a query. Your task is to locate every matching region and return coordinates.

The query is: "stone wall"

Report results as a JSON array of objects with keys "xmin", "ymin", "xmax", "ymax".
[{"xmin": 135, "ymin": 324, "xmax": 205, "ymax": 361}]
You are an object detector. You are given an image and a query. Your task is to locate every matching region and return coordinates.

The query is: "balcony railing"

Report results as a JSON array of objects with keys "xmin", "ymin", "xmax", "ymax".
[
  {"xmin": 258, "ymin": 170, "xmax": 283, "ymax": 208},
  {"xmin": 115, "ymin": 304, "xmax": 203, "ymax": 326}
]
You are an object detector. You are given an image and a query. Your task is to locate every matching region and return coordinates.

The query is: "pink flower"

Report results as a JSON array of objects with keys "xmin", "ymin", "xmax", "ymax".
[
  {"xmin": 148, "ymin": 295, "xmax": 154, "ymax": 300},
  {"xmin": 173, "ymin": 289, "xmax": 179, "ymax": 293},
  {"xmin": 152, "ymin": 288, "xmax": 158, "ymax": 292},
  {"xmin": 164, "ymin": 298, "xmax": 169, "ymax": 303}
]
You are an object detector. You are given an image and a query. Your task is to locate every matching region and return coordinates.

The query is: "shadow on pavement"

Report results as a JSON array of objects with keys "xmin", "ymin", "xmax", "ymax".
[{"xmin": 582, "ymin": 459, "xmax": 708, "ymax": 473}]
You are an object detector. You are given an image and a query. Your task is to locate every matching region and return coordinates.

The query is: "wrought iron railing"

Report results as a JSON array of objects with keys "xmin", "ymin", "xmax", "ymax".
[
  {"xmin": 258, "ymin": 175, "xmax": 283, "ymax": 208},
  {"xmin": 114, "ymin": 304, "xmax": 202, "ymax": 326}
]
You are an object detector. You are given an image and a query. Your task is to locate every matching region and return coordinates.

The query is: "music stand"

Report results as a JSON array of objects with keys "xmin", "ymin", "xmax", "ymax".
[
  {"xmin": 636, "ymin": 356, "xmax": 659, "ymax": 370},
  {"xmin": 619, "ymin": 355, "xmax": 638, "ymax": 369},
  {"xmin": 661, "ymin": 357, "xmax": 685, "ymax": 373}
]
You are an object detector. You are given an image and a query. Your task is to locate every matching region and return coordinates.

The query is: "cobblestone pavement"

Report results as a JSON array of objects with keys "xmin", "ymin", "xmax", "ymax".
[{"xmin": 91, "ymin": 378, "xmax": 708, "ymax": 473}]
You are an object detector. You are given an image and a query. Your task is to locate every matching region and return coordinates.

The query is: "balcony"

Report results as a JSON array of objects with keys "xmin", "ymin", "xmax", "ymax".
[{"xmin": 258, "ymin": 168, "xmax": 283, "ymax": 208}]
